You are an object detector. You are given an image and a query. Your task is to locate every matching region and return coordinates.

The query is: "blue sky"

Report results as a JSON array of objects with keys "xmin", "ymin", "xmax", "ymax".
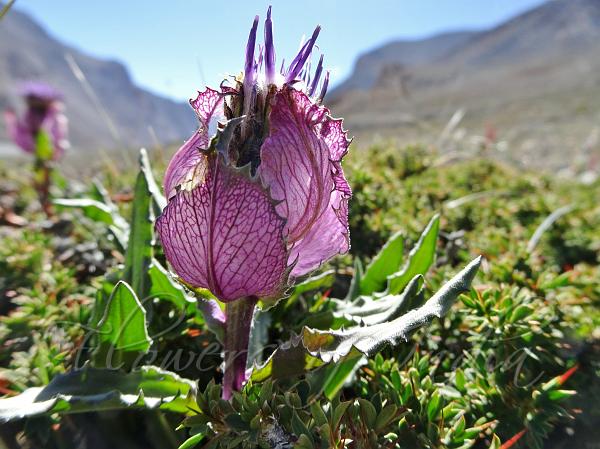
[{"xmin": 15, "ymin": 0, "xmax": 546, "ymax": 101}]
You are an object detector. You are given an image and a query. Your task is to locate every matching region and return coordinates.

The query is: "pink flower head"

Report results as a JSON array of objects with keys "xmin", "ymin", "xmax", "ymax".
[
  {"xmin": 3, "ymin": 81, "xmax": 69, "ymax": 160},
  {"xmin": 156, "ymin": 8, "xmax": 351, "ymax": 304}
]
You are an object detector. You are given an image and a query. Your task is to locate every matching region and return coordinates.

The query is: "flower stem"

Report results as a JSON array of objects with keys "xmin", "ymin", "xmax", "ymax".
[{"xmin": 222, "ymin": 296, "xmax": 257, "ymax": 399}]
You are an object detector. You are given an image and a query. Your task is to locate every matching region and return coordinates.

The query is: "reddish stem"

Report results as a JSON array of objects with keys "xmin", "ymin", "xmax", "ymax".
[{"xmin": 222, "ymin": 297, "xmax": 257, "ymax": 399}]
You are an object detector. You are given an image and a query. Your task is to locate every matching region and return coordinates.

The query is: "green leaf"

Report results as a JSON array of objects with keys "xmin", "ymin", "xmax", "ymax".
[
  {"xmin": 90, "ymin": 280, "xmax": 117, "ymax": 329},
  {"xmin": 89, "ymin": 178, "xmax": 114, "ymax": 204},
  {"xmin": 224, "ymin": 413, "xmax": 250, "ymax": 431},
  {"xmin": 345, "ymin": 258, "xmax": 364, "ymax": 301},
  {"xmin": 306, "ymin": 275, "xmax": 423, "ymax": 330},
  {"xmin": 247, "ymin": 309, "xmax": 272, "ymax": 367},
  {"xmin": 301, "ymin": 258, "xmax": 479, "ymax": 362},
  {"xmin": 0, "ymin": 366, "xmax": 197, "ymax": 422},
  {"xmin": 123, "ymin": 152, "xmax": 155, "ymax": 299},
  {"xmin": 288, "ymin": 270, "xmax": 335, "ymax": 304},
  {"xmin": 539, "ymin": 272, "xmax": 571, "ymax": 290},
  {"xmin": 488, "ymin": 434, "xmax": 501, "ymax": 449},
  {"xmin": 452, "ymin": 414, "xmax": 466, "ymax": 439},
  {"xmin": 295, "ymin": 434, "xmax": 315, "ymax": 449},
  {"xmin": 148, "ymin": 259, "xmax": 195, "ymax": 313},
  {"xmin": 309, "ymin": 401, "xmax": 328, "ymax": 427},
  {"xmin": 386, "ymin": 214, "xmax": 440, "ymax": 295},
  {"xmin": 375, "ymin": 404, "xmax": 398, "ymax": 432},
  {"xmin": 89, "ymin": 179, "xmax": 130, "ymax": 250},
  {"xmin": 139, "ymin": 148, "xmax": 167, "ymax": 212},
  {"xmin": 332, "ymin": 400, "xmax": 352, "ymax": 430},
  {"xmin": 53, "ymin": 196, "xmax": 129, "ymax": 250},
  {"xmin": 463, "ymin": 427, "xmax": 483, "ymax": 439},
  {"xmin": 509, "ymin": 304, "xmax": 533, "ymax": 323},
  {"xmin": 53, "ymin": 198, "xmax": 116, "ymax": 225},
  {"xmin": 93, "ymin": 281, "xmax": 152, "ymax": 369},
  {"xmin": 427, "ymin": 391, "xmax": 442, "ymax": 421},
  {"xmin": 251, "ymin": 257, "xmax": 481, "ymax": 382},
  {"xmin": 320, "ymin": 353, "xmax": 365, "ymax": 400},
  {"xmin": 35, "ymin": 130, "xmax": 54, "ymax": 160},
  {"xmin": 249, "ymin": 341, "xmax": 326, "ymax": 383},
  {"xmin": 455, "ymin": 369, "xmax": 466, "ymax": 393},
  {"xmin": 178, "ymin": 432, "xmax": 206, "ymax": 449},
  {"xmin": 358, "ymin": 398, "xmax": 377, "ymax": 427},
  {"xmin": 547, "ymin": 389, "xmax": 576, "ymax": 401},
  {"xmin": 360, "ymin": 231, "xmax": 404, "ymax": 295},
  {"xmin": 291, "ymin": 412, "xmax": 311, "ymax": 440},
  {"xmin": 334, "ymin": 275, "xmax": 424, "ymax": 326}
]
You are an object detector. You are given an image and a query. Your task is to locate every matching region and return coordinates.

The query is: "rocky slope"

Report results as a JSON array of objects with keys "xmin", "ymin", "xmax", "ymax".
[
  {"xmin": 330, "ymin": 0, "xmax": 600, "ymax": 171},
  {"xmin": 0, "ymin": 6, "xmax": 196, "ymax": 152}
]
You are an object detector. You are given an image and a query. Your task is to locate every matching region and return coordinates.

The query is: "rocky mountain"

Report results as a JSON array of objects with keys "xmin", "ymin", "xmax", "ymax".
[
  {"xmin": 330, "ymin": 31, "xmax": 478, "ymax": 100},
  {"xmin": 330, "ymin": 0, "xmax": 600, "ymax": 171},
  {"xmin": 0, "ymin": 6, "xmax": 197, "ymax": 153}
]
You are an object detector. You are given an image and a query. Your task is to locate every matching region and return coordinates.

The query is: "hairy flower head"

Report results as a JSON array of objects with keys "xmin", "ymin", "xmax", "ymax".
[{"xmin": 156, "ymin": 8, "xmax": 351, "ymax": 304}]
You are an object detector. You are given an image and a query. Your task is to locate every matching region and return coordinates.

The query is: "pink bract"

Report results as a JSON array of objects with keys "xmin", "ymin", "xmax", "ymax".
[{"xmin": 157, "ymin": 8, "xmax": 351, "ymax": 303}]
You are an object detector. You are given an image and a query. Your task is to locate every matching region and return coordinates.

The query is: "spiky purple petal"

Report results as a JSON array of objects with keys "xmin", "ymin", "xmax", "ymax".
[
  {"xmin": 279, "ymin": 58, "xmax": 286, "ymax": 76},
  {"xmin": 308, "ymin": 54, "xmax": 324, "ymax": 97},
  {"xmin": 264, "ymin": 6, "xmax": 276, "ymax": 84},
  {"xmin": 257, "ymin": 44, "xmax": 264, "ymax": 70},
  {"xmin": 244, "ymin": 16, "xmax": 259, "ymax": 99},
  {"xmin": 319, "ymin": 71, "xmax": 330, "ymax": 102},
  {"xmin": 285, "ymin": 26, "xmax": 321, "ymax": 83}
]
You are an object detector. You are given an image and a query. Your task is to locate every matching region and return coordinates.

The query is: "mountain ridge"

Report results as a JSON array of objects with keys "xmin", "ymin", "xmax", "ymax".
[
  {"xmin": 0, "ymin": 6, "xmax": 197, "ymax": 152},
  {"xmin": 329, "ymin": 0, "xmax": 600, "ymax": 170},
  {"xmin": 330, "ymin": 30, "xmax": 479, "ymax": 100}
]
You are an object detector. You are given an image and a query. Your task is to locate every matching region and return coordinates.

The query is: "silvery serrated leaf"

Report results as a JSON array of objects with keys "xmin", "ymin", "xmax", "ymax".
[
  {"xmin": 0, "ymin": 366, "xmax": 197, "ymax": 422},
  {"xmin": 251, "ymin": 257, "xmax": 481, "ymax": 381}
]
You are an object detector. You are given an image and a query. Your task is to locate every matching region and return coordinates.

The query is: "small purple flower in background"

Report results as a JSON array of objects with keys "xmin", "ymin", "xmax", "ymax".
[
  {"xmin": 3, "ymin": 81, "xmax": 69, "ymax": 160},
  {"xmin": 156, "ymin": 7, "xmax": 351, "ymax": 398},
  {"xmin": 3, "ymin": 81, "xmax": 69, "ymax": 216}
]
